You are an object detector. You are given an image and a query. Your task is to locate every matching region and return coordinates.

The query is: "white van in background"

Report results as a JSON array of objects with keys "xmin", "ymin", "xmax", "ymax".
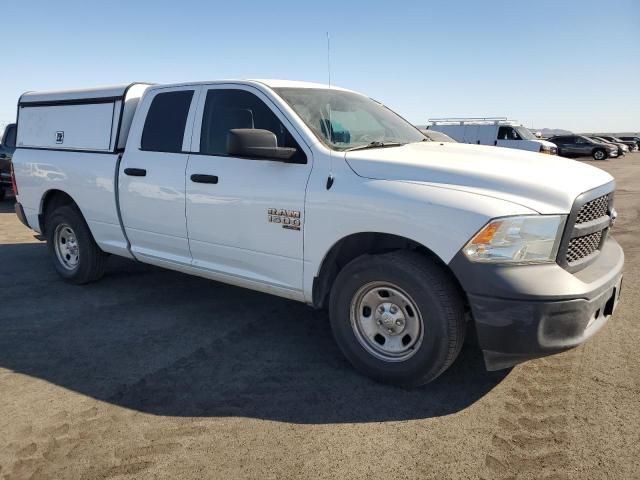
[{"xmin": 427, "ymin": 118, "xmax": 558, "ymax": 155}]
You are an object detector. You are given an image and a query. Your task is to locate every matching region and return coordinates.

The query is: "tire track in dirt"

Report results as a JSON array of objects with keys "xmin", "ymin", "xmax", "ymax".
[
  {"xmin": 482, "ymin": 351, "xmax": 578, "ymax": 480},
  {"xmin": 0, "ymin": 402, "xmax": 207, "ymax": 480}
]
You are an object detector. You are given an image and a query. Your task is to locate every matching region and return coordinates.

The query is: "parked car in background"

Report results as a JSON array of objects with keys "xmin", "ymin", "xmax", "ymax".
[
  {"xmin": 428, "ymin": 118, "xmax": 557, "ymax": 154},
  {"xmin": 548, "ymin": 135, "xmax": 618, "ymax": 160},
  {"xmin": 419, "ymin": 129, "xmax": 457, "ymax": 142},
  {"xmin": 597, "ymin": 135, "xmax": 639, "ymax": 152},
  {"xmin": 590, "ymin": 137, "xmax": 628, "ymax": 157},
  {"xmin": 0, "ymin": 123, "xmax": 17, "ymax": 200},
  {"xmin": 617, "ymin": 136, "xmax": 640, "ymax": 149}
]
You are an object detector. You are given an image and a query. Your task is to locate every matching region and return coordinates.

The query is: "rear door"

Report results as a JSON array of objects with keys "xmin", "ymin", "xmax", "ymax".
[
  {"xmin": 185, "ymin": 85, "xmax": 312, "ymax": 293},
  {"xmin": 462, "ymin": 125, "xmax": 479, "ymax": 144},
  {"xmin": 477, "ymin": 125, "xmax": 496, "ymax": 145},
  {"xmin": 119, "ymin": 86, "xmax": 200, "ymax": 265}
]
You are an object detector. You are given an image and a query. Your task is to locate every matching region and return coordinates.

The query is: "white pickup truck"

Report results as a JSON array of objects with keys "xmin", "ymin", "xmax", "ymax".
[{"xmin": 12, "ymin": 80, "xmax": 624, "ymax": 386}]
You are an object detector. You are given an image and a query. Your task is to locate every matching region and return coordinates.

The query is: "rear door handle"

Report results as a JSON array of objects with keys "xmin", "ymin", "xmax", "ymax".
[
  {"xmin": 0, "ymin": 153, "xmax": 7, "ymax": 159},
  {"xmin": 124, "ymin": 168, "xmax": 147, "ymax": 177},
  {"xmin": 190, "ymin": 174, "xmax": 218, "ymax": 184}
]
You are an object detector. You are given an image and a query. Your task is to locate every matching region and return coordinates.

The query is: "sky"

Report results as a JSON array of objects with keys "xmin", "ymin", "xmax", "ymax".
[{"xmin": 1, "ymin": 0, "xmax": 638, "ymax": 133}]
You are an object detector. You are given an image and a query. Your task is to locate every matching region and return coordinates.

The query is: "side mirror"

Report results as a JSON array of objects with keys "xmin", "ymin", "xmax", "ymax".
[
  {"xmin": 2, "ymin": 124, "xmax": 16, "ymax": 149},
  {"xmin": 227, "ymin": 129, "xmax": 296, "ymax": 162}
]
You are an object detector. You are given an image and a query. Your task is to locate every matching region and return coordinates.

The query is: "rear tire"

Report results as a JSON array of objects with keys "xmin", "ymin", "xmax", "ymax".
[
  {"xmin": 329, "ymin": 250, "xmax": 466, "ymax": 387},
  {"xmin": 45, "ymin": 205, "xmax": 107, "ymax": 284},
  {"xmin": 592, "ymin": 149, "xmax": 607, "ymax": 161}
]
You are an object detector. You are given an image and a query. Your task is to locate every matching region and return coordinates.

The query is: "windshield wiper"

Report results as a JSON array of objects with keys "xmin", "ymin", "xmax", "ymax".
[{"xmin": 344, "ymin": 141, "xmax": 406, "ymax": 152}]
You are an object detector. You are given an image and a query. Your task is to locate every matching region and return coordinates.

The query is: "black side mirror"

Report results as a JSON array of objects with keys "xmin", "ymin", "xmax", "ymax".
[
  {"xmin": 2, "ymin": 124, "xmax": 16, "ymax": 149},
  {"xmin": 227, "ymin": 129, "xmax": 296, "ymax": 162}
]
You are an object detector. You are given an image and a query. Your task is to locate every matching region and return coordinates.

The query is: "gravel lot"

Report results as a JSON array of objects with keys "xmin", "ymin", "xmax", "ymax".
[{"xmin": 0, "ymin": 153, "xmax": 638, "ymax": 480}]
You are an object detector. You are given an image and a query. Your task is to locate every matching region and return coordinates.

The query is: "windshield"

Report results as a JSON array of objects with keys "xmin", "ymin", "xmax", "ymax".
[
  {"xmin": 274, "ymin": 88, "xmax": 425, "ymax": 151},
  {"xmin": 514, "ymin": 126, "xmax": 536, "ymax": 140}
]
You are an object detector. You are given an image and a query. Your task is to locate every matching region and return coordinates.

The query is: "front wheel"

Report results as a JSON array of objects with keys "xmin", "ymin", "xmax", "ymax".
[
  {"xmin": 592, "ymin": 149, "xmax": 607, "ymax": 161},
  {"xmin": 329, "ymin": 251, "xmax": 466, "ymax": 387},
  {"xmin": 45, "ymin": 205, "xmax": 107, "ymax": 284}
]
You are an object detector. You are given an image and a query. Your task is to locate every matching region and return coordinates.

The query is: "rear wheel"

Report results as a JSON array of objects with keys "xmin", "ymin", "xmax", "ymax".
[
  {"xmin": 592, "ymin": 149, "xmax": 607, "ymax": 160},
  {"xmin": 329, "ymin": 250, "xmax": 466, "ymax": 387},
  {"xmin": 45, "ymin": 205, "xmax": 107, "ymax": 284}
]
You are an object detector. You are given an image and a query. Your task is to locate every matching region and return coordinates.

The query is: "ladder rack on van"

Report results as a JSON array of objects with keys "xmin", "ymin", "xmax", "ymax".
[{"xmin": 428, "ymin": 117, "xmax": 520, "ymax": 126}]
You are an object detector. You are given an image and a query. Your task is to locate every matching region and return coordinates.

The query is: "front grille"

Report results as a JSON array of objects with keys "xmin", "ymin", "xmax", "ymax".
[
  {"xmin": 576, "ymin": 194, "xmax": 609, "ymax": 224},
  {"xmin": 558, "ymin": 188, "xmax": 614, "ymax": 271},
  {"xmin": 566, "ymin": 231, "xmax": 603, "ymax": 263}
]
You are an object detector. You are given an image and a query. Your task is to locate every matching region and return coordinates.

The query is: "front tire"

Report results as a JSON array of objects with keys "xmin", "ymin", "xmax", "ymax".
[
  {"xmin": 45, "ymin": 205, "xmax": 107, "ymax": 284},
  {"xmin": 329, "ymin": 251, "xmax": 466, "ymax": 387},
  {"xmin": 592, "ymin": 149, "xmax": 607, "ymax": 161}
]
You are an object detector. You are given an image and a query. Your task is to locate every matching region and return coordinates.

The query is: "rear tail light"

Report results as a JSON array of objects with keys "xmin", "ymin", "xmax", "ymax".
[{"xmin": 10, "ymin": 162, "xmax": 18, "ymax": 195}]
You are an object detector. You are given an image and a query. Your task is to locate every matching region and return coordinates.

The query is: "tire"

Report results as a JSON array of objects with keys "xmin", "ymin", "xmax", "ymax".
[
  {"xmin": 45, "ymin": 204, "xmax": 107, "ymax": 284},
  {"xmin": 329, "ymin": 250, "xmax": 466, "ymax": 387},
  {"xmin": 0, "ymin": 187, "xmax": 5, "ymax": 201},
  {"xmin": 592, "ymin": 149, "xmax": 607, "ymax": 161}
]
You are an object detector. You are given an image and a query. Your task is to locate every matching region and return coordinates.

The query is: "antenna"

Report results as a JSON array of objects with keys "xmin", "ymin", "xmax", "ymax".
[
  {"xmin": 326, "ymin": 31, "xmax": 334, "ymax": 190},
  {"xmin": 326, "ymin": 32, "xmax": 332, "ymax": 88}
]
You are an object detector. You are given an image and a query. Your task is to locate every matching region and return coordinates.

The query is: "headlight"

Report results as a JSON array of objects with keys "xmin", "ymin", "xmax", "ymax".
[
  {"xmin": 463, "ymin": 215, "xmax": 566, "ymax": 264},
  {"xmin": 539, "ymin": 145, "xmax": 556, "ymax": 155}
]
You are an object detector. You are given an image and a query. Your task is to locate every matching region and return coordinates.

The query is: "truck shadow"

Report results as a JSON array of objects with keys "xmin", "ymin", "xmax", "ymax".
[
  {"xmin": 0, "ymin": 242, "xmax": 509, "ymax": 424},
  {"xmin": 0, "ymin": 198, "xmax": 16, "ymax": 213}
]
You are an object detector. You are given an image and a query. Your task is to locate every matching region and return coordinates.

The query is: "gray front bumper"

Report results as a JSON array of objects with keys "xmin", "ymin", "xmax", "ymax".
[{"xmin": 449, "ymin": 237, "xmax": 624, "ymax": 370}]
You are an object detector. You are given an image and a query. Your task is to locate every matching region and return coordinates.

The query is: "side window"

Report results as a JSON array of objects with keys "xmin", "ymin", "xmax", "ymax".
[
  {"xmin": 497, "ymin": 126, "xmax": 521, "ymax": 140},
  {"xmin": 141, "ymin": 90, "xmax": 194, "ymax": 153},
  {"xmin": 575, "ymin": 136, "xmax": 588, "ymax": 144},
  {"xmin": 200, "ymin": 89, "xmax": 306, "ymax": 163}
]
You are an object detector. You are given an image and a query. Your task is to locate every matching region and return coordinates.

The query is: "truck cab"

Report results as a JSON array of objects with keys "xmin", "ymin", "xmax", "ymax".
[{"xmin": 11, "ymin": 81, "xmax": 624, "ymax": 386}]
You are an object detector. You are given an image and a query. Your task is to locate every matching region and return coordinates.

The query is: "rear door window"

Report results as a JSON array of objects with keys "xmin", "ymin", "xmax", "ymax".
[{"xmin": 141, "ymin": 90, "xmax": 194, "ymax": 153}]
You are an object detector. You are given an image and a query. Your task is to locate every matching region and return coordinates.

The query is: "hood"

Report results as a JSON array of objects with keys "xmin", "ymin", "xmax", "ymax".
[
  {"xmin": 345, "ymin": 142, "xmax": 614, "ymax": 214},
  {"xmin": 538, "ymin": 139, "xmax": 557, "ymax": 148}
]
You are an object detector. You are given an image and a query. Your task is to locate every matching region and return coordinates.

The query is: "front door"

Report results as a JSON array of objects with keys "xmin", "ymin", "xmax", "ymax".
[
  {"xmin": 185, "ymin": 85, "xmax": 312, "ymax": 293},
  {"xmin": 119, "ymin": 86, "xmax": 199, "ymax": 265}
]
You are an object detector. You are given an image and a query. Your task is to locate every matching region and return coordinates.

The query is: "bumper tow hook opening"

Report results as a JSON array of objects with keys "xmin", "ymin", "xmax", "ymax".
[{"xmin": 603, "ymin": 288, "xmax": 617, "ymax": 317}]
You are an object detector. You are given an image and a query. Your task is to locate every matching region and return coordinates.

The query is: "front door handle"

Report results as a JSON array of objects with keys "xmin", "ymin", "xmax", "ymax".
[
  {"xmin": 190, "ymin": 174, "xmax": 219, "ymax": 184},
  {"xmin": 124, "ymin": 168, "xmax": 147, "ymax": 177}
]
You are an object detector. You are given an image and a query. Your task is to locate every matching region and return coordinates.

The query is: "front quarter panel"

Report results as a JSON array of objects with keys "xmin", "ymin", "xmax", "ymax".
[{"xmin": 302, "ymin": 153, "xmax": 537, "ymax": 302}]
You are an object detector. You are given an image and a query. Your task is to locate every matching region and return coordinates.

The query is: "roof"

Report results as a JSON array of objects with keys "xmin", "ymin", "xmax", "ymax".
[
  {"xmin": 250, "ymin": 79, "xmax": 352, "ymax": 91},
  {"xmin": 18, "ymin": 79, "xmax": 356, "ymax": 105}
]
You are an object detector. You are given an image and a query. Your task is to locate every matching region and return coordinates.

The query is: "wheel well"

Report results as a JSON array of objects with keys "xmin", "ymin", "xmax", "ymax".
[
  {"xmin": 39, "ymin": 190, "xmax": 77, "ymax": 234},
  {"xmin": 312, "ymin": 232, "xmax": 460, "ymax": 309}
]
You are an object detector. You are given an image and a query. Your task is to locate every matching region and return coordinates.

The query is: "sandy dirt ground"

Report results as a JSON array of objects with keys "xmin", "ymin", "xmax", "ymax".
[{"xmin": 0, "ymin": 153, "xmax": 638, "ymax": 480}]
